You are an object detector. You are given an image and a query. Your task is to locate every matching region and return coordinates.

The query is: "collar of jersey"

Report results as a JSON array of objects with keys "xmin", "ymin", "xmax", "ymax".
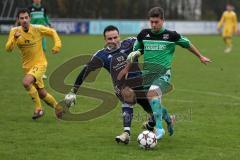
[{"xmin": 151, "ymin": 27, "xmax": 165, "ymax": 34}]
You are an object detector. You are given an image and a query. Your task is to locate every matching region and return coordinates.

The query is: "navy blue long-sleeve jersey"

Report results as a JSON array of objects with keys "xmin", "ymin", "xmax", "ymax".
[{"xmin": 72, "ymin": 37, "xmax": 142, "ymax": 100}]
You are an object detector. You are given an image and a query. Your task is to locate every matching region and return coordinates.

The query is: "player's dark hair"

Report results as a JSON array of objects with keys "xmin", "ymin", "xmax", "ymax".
[
  {"xmin": 148, "ymin": 7, "xmax": 164, "ymax": 19},
  {"xmin": 103, "ymin": 25, "xmax": 119, "ymax": 37},
  {"xmin": 17, "ymin": 8, "xmax": 30, "ymax": 18}
]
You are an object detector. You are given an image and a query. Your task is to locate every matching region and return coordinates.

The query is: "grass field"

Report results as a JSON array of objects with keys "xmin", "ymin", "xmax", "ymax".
[{"xmin": 0, "ymin": 34, "xmax": 240, "ymax": 160}]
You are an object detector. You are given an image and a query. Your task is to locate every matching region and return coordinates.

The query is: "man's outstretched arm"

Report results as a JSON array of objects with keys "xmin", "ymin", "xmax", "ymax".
[
  {"xmin": 64, "ymin": 56, "xmax": 104, "ymax": 106},
  {"xmin": 187, "ymin": 44, "xmax": 211, "ymax": 64}
]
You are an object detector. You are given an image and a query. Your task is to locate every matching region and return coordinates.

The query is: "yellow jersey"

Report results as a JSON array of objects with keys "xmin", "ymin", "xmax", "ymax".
[
  {"xmin": 218, "ymin": 11, "xmax": 238, "ymax": 33},
  {"xmin": 5, "ymin": 24, "xmax": 61, "ymax": 69}
]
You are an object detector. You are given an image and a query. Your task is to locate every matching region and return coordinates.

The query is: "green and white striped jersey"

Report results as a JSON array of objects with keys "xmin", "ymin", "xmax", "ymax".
[
  {"xmin": 134, "ymin": 28, "xmax": 190, "ymax": 75},
  {"xmin": 28, "ymin": 4, "xmax": 50, "ymax": 26}
]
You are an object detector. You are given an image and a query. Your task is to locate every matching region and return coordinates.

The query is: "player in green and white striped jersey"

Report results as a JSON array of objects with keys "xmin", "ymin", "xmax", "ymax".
[
  {"xmin": 28, "ymin": 0, "xmax": 50, "ymax": 51},
  {"xmin": 28, "ymin": 0, "xmax": 51, "ymax": 79},
  {"xmin": 118, "ymin": 7, "xmax": 211, "ymax": 139}
]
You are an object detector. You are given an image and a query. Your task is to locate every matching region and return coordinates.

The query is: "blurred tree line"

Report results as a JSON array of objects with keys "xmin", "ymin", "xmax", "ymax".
[{"xmin": 1, "ymin": 0, "xmax": 240, "ymax": 20}]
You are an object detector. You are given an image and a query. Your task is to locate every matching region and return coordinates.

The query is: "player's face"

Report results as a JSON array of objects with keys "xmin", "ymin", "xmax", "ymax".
[
  {"xmin": 33, "ymin": 0, "xmax": 41, "ymax": 4},
  {"xmin": 149, "ymin": 17, "xmax": 164, "ymax": 32},
  {"xmin": 18, "ymin": 12, "xmax": 30, "ymax": 31},
  {"xmin": 104, "ymin": 30, "xmax": 120, "ymax": 50},
  {"xmin": 226, "ymin": 5, "xmax": 233, "ymax": 11}
]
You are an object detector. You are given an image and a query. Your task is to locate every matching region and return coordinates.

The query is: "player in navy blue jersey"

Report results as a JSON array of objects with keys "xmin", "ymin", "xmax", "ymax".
[{"xmin": 64, "ymin": 25, "xmax": 174, "ymax": 144}]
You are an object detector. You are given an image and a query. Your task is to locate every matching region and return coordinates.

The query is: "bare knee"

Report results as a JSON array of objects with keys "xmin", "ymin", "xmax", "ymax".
[
  {"xmin": 38, "ymin": 88, "xmax": 47, "ymax": 99},
  {"xmin": 147, "ymin": 85, "xmax": 162, "ymax": 100},
  {"xmin": 147, "ymin": 90, "xmax": 157, "ymax": 100},
  {"xmin": 121, "ymin": 86, "xmax": 136, "ymax": 103},
  {"xmin": 147, "ymin": 90, "xmax": 162, "ymax": 101},
  {"xmin": 22, "ymin": 75, "xmax": 35, "ymax": 89}
]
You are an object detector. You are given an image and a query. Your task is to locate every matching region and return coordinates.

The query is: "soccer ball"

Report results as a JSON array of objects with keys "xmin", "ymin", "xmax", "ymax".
[
  {"xmin": 64, "ymin": 93, "xmax": 76, "ymax": 107},
  {"xmin": 137, "ymin": 130, "xmax": 157, "ymax": 149}
]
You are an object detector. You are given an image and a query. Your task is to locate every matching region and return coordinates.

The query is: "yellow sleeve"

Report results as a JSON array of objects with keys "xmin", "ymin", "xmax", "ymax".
[
  {"xmin": 5, "ymin": 28, "xmax": 17, "ymax": 52},
  {"xmin": 37, "ymin": 25, "xmax": 62, "ymax": 52},
  {"xmin": 217, "ymin": 12, "xmax": 225, "ymax": 29},
  {"xmin": 233, "ymin": 13, "xmax": 238, "ymax": 32}
]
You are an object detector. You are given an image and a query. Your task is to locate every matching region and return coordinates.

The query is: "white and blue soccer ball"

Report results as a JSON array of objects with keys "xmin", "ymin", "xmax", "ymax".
[{"xmin": 137, "ymin": 130, "xmax": 157, "ymax": 149}]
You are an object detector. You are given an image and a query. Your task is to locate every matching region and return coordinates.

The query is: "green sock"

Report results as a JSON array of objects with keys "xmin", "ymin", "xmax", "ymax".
[
  {"xmin": 150, "ymin": 98, "xmax": 163, "ymax": 129},
  {"xmin": 162, "ymin": 106, "xmax": 171, "ymax": 124}
]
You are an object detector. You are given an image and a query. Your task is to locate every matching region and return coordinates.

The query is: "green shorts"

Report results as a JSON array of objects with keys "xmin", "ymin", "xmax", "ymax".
[{"xmin": 143, "ymin": 70, "xmax": 173, "ymax": 94}]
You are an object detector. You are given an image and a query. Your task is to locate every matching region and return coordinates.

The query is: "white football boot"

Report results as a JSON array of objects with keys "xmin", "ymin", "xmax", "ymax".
[{"xmin": 115, "ymin": 132, "xmax": 130, "ymax": 144}]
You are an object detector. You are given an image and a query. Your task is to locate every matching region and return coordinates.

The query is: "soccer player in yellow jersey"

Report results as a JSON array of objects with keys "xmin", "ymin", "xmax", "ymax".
[
  {"xmin": 5, "ymin": 8, "xmax": 62, "ymax": 119},
  {"xmin": 217, "ymin": 4, "xmax": 238, "ymax": 53}
]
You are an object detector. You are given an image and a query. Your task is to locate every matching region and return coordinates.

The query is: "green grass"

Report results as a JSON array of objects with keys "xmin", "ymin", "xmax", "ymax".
[{"xmin": 1, "ymin": 34, "xmax": 240, "ymax": 160}]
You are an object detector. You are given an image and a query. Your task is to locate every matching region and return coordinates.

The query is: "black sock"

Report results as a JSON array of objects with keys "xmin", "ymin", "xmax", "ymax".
[{"xmin": 147, "ymin": 115, "xmax": 156, "ymax": 131}]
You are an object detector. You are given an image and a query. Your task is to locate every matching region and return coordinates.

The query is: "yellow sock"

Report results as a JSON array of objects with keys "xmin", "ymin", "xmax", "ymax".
[
  {"xmin": 226, "ymin": 38, "xmax": 232, "ymax": 48},
  {"xmin": 43, "ymin": 93, "xmax": 59, "ymax": 109},
  {"xmin": 28, "ymin": 85, "xmax": 42, "ymax": 111}
]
